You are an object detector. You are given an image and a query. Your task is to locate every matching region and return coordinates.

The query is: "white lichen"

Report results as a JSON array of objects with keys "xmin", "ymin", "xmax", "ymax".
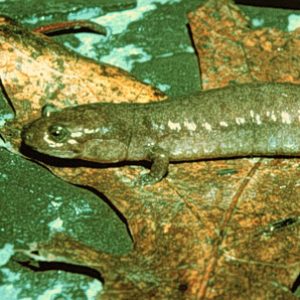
[
  {"xmin": 93, "ymin": 0, "xmax": 181, "ymax": 35},
  {"xmin": 99, "ymin": 44, "xmax": 152, "ymax": 71},
  {"xmin": 0, "ymin": 244, "xmax": 14, "ymax": 267},
  {"xmin": 68, "ymin": 7, "xmax": 103, "ymax": 21},
  {"xmin": 287, "ymin": 14, "xmax": 300, "ymax": 32},
  {"xmin": 36, "ymin": 284, "xmax": 63, "ymax": 300},
  {"xmin": 0, "ymin": 284, "xmax": 21, "ymax": 300},
  {"xmin": 85, "ymin": 279, "xmax": 103, "ymax": 300},
  {"xmin": 0, "ymin": 113, "xmax": 14, "ymax": 128},
  {"xmin": 156, "ymin": 83, "xmax": 171, "ymax": 92},
  {"xmin": 252, "ymin": 18, "xmax": 264, "ymax": 27},
  {"xmin": 1, "ymin": 268, "xmax": 20, "ymax": 282},
  {"xmin": 48, "ymin": 217, "xmax": 64, "ymax": 232}
]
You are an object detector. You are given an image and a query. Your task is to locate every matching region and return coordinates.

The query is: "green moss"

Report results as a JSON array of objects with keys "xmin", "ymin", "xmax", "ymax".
[{"xmin": 0, "ymin": 148, "xmax": 132, "ymax": 253}]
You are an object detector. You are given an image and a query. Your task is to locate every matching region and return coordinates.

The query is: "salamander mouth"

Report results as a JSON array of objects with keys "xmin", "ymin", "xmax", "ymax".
[
  {"xmin": 41, "ymin": 149, "xmax": 80, "ymax": 159},
  {"xmin": 27, "ymin": 146, "xmax": 80, "ymax": 159}
]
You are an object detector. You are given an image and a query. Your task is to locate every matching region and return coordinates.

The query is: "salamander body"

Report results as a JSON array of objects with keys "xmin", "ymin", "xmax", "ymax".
[{"xmin": 22, "ymin": 83, "xmax": 300, "ymax": 184}]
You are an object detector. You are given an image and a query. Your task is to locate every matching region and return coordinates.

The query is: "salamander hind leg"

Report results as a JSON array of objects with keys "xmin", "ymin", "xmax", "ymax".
[{"xmin": 136, "ymin": 146, "xmax": 169, "ymax": 185}]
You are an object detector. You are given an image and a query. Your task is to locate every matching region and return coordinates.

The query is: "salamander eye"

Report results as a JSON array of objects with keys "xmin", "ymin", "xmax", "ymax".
[{"xmin": 48, "ymin": 125, "xmax": 69, "ymax": 142}]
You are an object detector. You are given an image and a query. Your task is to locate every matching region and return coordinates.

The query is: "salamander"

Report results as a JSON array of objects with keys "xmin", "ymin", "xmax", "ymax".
[{"xmin": 21, "ymin": 82, "xmax": 300, "ymax": 184}]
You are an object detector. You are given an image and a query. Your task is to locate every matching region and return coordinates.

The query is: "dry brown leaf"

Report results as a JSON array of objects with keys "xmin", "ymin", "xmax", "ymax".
[
  {"xmin": 188, "ymin": 0, "xmax": 300, "ymax": 90},
  {"xmin": 3, "ymin": 2, "xmax": 300, "ymax": 299},
  {"xmin": 27, "ymin": 158, "xmax": 300, "ymax": 299},
  {"xmin": 0, "ymin": 15, "xmax": 165, "ymax": 124}
]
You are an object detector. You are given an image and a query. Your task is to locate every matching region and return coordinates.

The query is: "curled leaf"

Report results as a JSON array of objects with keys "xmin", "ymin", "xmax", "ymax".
[{"xmin": 0, "ymin": 15, "xmax": 165, "ymax": 124}]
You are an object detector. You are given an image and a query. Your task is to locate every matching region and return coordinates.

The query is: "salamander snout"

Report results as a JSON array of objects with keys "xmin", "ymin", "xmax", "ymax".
[{"xmin": 21, "ymin": 123, "xmax": 36, "ymax": 148}]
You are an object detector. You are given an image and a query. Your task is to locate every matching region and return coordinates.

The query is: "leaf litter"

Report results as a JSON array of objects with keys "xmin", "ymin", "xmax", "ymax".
[{"xmin": 2, "ymin": 1, "xmax": 300, "ymax": 299}]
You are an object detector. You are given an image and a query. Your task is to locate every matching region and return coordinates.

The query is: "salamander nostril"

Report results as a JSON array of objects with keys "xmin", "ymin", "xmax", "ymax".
[{"xmin": 21, "ymin": 126, "xmax": 31, "ymax": 142}]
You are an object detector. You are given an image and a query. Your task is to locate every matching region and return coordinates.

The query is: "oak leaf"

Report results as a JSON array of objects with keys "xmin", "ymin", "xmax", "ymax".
[
  {"xmin": 0, "ymin": 15, "xmax": 165, "ymax": 124},
  {"xmin": 189, "ymin": 0, "xmax": 300, "ymax": 90}
]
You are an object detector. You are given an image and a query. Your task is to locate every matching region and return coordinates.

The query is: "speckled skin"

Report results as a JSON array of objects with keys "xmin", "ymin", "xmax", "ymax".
[{"xmin": 22, "ymin": 83, "xmax": 300, "ymax": 184}]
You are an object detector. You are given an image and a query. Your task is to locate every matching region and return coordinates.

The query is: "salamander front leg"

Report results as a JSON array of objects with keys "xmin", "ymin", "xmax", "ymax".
[{"xmin": 137, "ymin": 146, "xmax": 169, "ymax": 185}]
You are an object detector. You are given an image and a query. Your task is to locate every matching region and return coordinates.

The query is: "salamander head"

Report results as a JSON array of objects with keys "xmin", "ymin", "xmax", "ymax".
[{"xmin": 22, "ymin": 104, "xmax": 131, "ymax": 163}]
